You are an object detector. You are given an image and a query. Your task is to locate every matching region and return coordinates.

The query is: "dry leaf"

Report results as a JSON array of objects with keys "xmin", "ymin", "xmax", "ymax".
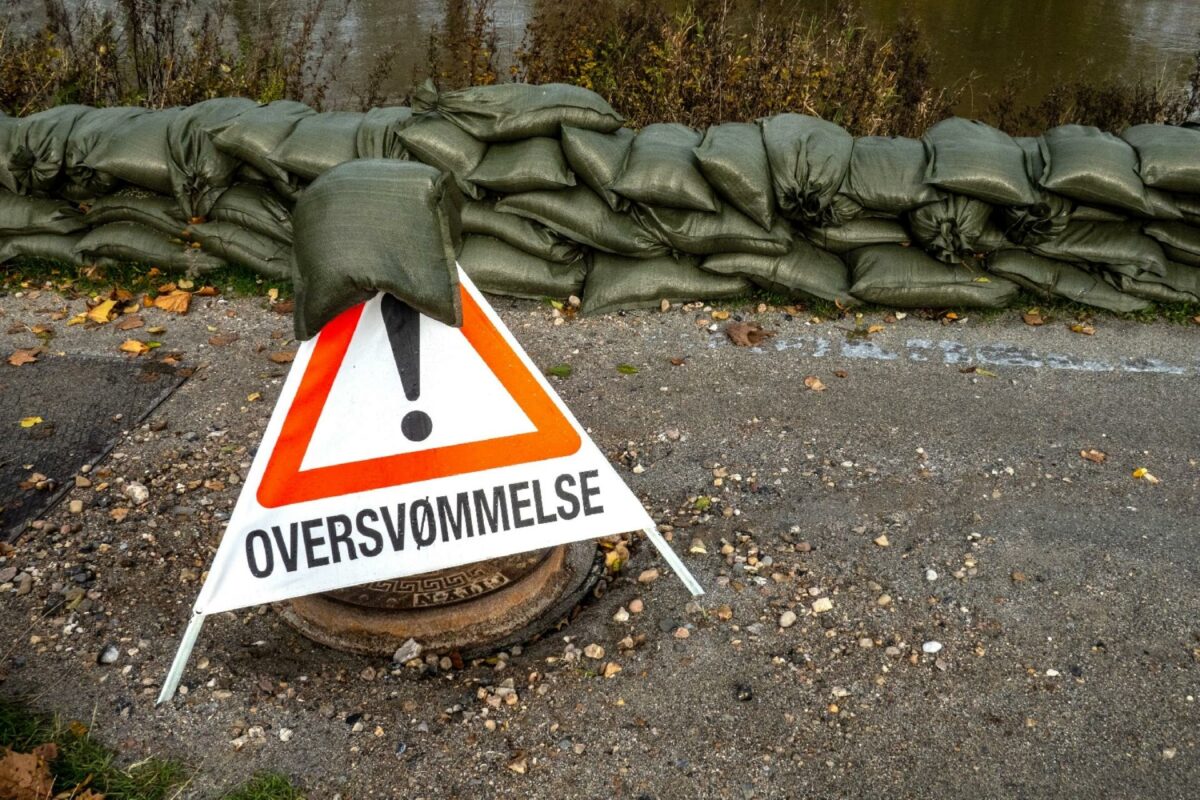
[
  {"xmin": 1080, "ymin": 449, "xmax": 1107, "ymax": 464},
  {"xmin": 725, "ymin": 322, "xmax": 775, "ymax": 347},
  {"xmin": 247, "ymin": 392, "xmax": 262, "ymax": 402},
  {"xmin": 272, "ymin": 299, "xmax": 294, "ymax": 315},
  {"xmin": 1069, "ymin": 322, "xmax": 1095, "ymax": 336},
  {"xmin": 8, "ymin": 349, "xmax": 38, "ymax": 367},
  {"xmin": 268, "ymin": 351, "xmax": 295, "ymax": 364},
  {"xmin": 0, "ymin": 747, "xmax": 56, "ymax": 800},
  {"xmin": 1192, "ymin": 315, "xmax": 1200, "ymax": 325},
  {"xmin": 803, "ymin": 375, "xmax": 827, "ymax": 392},
  {"xmin": 866, "ymin": 324, "xmax": 885, "ymax": 335},
  {"xmin": 67, "ymin": 312, "xmax": 86, "ymax": 326},
  {"xmin": 146, "ymin": 326, "xmax": 166, "ymax": 335},
  {"xmin": 156, "ymin": 282, "xmax": 177, "ymax": 294},
  {"xmin": 18, "ymin": 416, "xmax": 43, "ymax": 428},
  {"xmin": 119, "ymin": 339, "xmax": 149, "ymax": 355},
  {"xmin": 196, "ymin": 285, "xmax": 220, "ymax": 297},
  {"xmin": 834, "ymin": 370, "xmax": 847, "ymax": 378},
  {"xmin": 154, "ymin": 290, "xmax": 191, "ymax": 315},
  {"xmin": 669, "ymin": 357, "xmax": 686, "ymax": 366},
  {"xmin": 506, "ymin": 753, "xmax": 528, "ymax": 774},
  {"xmin": 1022, "ymin": 310, "xmax": 1045, "ymax": 326},
  {"xmin": 267, "ymin": 287, "xmax": 279, "ymax": 302},
  {"xmin": 711, "ymin": 310, "xmax": 731, "ymax": 321},
  {"xmin": 208, "ymin": 333, "xmax": 239, "ymax": 347},
  {"xmin": 115, "ymin": 315, "xmax": 144, "ymax": 331},
  {"xmin": 86, "ymin": 299, "xmax": 117, "ymax": 325}
]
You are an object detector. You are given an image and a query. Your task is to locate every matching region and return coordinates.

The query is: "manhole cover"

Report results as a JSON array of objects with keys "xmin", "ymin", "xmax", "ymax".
[{"xmin": 0, "ymin": 354, "xmax": 187, "ymax": 541}]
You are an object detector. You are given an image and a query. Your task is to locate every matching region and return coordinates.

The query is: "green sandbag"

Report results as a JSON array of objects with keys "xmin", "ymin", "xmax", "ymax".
[
  {"xmin": 84, "ymin": 192, "xmax": 186, "ymax": 237},
  {"xmin": 848, "ymin": 244, "xmax": 1019, "ymax": 308},
  {"xmin": 413, "ymin": 80, "xmax": 622, "ymax": 141},
  {"xmin": 460, "ymin": 200, "xmax": 581, "ymax": 263},
  {"xmin": 458, "ymin": 235, "xmax": 587, "ymax": 299},
  {"xmin": 0, "ymin": 114, "xmax": 18, "ymax": 192},
  {"xmin": 1000, "ymin": 193, "xmax": 1072, "ymax": 245},
  {"xmin": 83, "ymin": 108, "xmax": 179, "ymax": 195},
  {"xmin": 467, "ymin": 137, "xmax": 575, "ymax": 193},
  {"xmin": 761, "ymin": 113, "xmax": 853, "ymax": 224},
  {"xmin": 803, "ymin": 218, "xmax": 910, "ymax": 255},
  {"xmin": 610, "ymin": 123, "xmax": 718, "ymax": 212},
  {"xmin": 355, "ymin": 106, "xmax": 414, "ymax": 160},
  {"xmin": 75, "ymin": 222, "xmax": 226, "ymax": 274},
  {"xmin": 397, "ymin": 114, "xmax": 487, "ymax": 200},
  {"xmin": 208, "ymin": 100, "xmax": 315, "ymax": 198},
  {"xmin": 167, "ymin": 97, "xmax": 258, "ymax": 219},
  {"xmin": 1030, "ymin": 221, "xmax": 1167, "ymax": 279},
  {"xmin": 63, "ymin": 106, "xmax": 151, "ymax": 199},
  {"xmin": 582, "ymin": 252, "xmax": 751, "ymax": 315},
  {"xmin": 268, "ymin": 111, "xmax": 364, "ymax": 181},
  {"xmin": 923, "ymin": 118, "xmax": 1038, "ymax": 206},
  {"xmin": 0, "ymin": 233, "xmax": 99, "ymax": 266},
  {"xmin": 291, "ymin": 160, "xmax": 463, "ymax": 340},
  {"xmin": 560, "ymin": 126, "xmax": 633, "ymax": 212},
  {"xmin": 10, "ymin": 105, "xmax": 92, "ymax": 196},
  {"xmin": 1015, "ymin": 136, "xmax": 1045, "ymax": 181},
  {"xmin": 908, "ymin": 195, "xmax": 1004, "ymax": 263},
  {"xmin": 0, "ymin": 192, "xmax": 86, "ymax": 237},
  {"xmin": 694, "ymin": 122, "xmax": 775, "ymax": 230},
  {"xmin": 186, "ymin": 220, "xmax": 291, "ymax": 279},
  {"xmin": 986, "ymin": 249, "xmax": 1149, "ymax": 313},
  {"xmin": 1038, "ymin": 125, "xmax": 1150, "ymax": 216},
  {"xmin": 633, "ymin": 203, "xmax": 792, "ymax": 257},
  {"xmin": 495, "ymin": 186, "xmax": 667, "ymax": 257},
  {"xmin": 1104, "ymin": 261, "xmax": 1200, "ymax": 304},
  {"xmin": 844, "ymin": 136, "xmax": 941, "ymax": 215},
  {"xmin": 1122, "ymin": 124, "xmax": 1200, "ymax": 194},
  {"xmin": 1071, "ymin": 205, "xmax": 1127, "ymax": 222},
  {"xmin": 1174, "ymin": 194, "xmax": 1200, "ymax": 223},
  {"xmin": 1143, "ymin": 221, "xmax": 1200, "ymax": 267},
  {"xmin": 208, "ymin": 184, "xmax": 292, "ymax": 244},
  {"xmin": 1142, "ymin": 187, "xmax": 1183, "ymax": 221},
  {"xmin": 701, "ymin": 240, "xmax": 856, "ymax": 305}
]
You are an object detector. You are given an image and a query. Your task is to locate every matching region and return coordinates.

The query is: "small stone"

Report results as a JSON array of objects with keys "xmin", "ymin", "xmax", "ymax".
[
  {"xmin": 439, "ymin": 656, "xmax": 452, "ymax": 671},
  {"xmin": 811, "ymin": 597, "xmax": 833, "ymax": 614},
  {"xmin": 602, "ymin": 662, "xmax": 622, "ymax": 678},
  {"xmin": 583, "ymin": 643, "xmax": 605, "ymax": 660},
  {"xmin": 922, "ymin": 641, "xmax": 943, "ymax": 654},
  {"xmin": 1162, "ymin": 748, "xmax": 1178, "ymax": 760},
  {"xmin": 15, "ymin": 574, "xmax": 32, "ymax": 595},
  {"xmin": 830, "ymin": 686, "xmax": 850, "ymax": 698},
  {"xmin": 925, "ymin": 569, "xmax": 938, "ymax": 581},
  {"xmin": 360, "ymin": 666, "xmax": 377, "ymax": 681},
  {"xmin": 778, "ymin": 610, "xmax": 797, "ymax": 628},
  {"xmin": 873, "ymin": 534, "xmax": 889, "ymax": 547},
  {"xmin": 637, "ymin": 569, "xmax": 659, "ymax": 584},
  {"xmin": 393, "ymin": 638, "xmax": 422, "ymax": 664},
  {"xmin": 876, "ymin": 594, "xmax": 892, "ymax": 607},
  {"xmin": 123, "ymin": 482, "xmax": 150, "ymax": 505},
  {"xmin": 1045, "ymin": 668, "xmax": 1060, "ymax": 677},
  {"xmin": 0, "ymin": 567, "xmax": 15, "ymax": 583},
  {"xmin": 68, "ymin": 500, "xmax": 83, "ymax": 514},
  {"xmin": 734, "ymin": 684, "xmax": 753, "ymax": 702},
  {"xmin": 858, "ymin": 637, "xmax": 873, "ymax": 649},
  {"xmin": 74, "ymin": 476, "xmax": 91, "ymax": 488},
  {"xmin": 97, "ymin": 644, "xmax": 119, "ymax": 665},
  {"xmin": 612, "ymin": 608, "xmax": 630, "ymax": 623},
  {"xmin": 628, "ymin": 598, "xmax": 644, "ymax": 613},
  {"xmin": 674, "ymin": 627, "xmax": 690, "ymax": 639},
  {"xmin": 279, "ymin": 728, "xmax": 294, "ymax": 742},
  {"xmin": 689, "ymin": 538, "xmax": 707, "ymax": 554}
]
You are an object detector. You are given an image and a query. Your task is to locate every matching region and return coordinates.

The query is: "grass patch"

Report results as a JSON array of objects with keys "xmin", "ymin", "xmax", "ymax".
[
  {"xmin": 221, "ymin": 773, "xmax": 305, "ymax": 800},
  {"xmin": 1, "ymin": 258, "xmax": 292, "ymax": 301}
]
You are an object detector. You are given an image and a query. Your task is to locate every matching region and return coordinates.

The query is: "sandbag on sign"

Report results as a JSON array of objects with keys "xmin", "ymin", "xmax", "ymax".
[
  {"xmin": 694, "ymin": 122, "xmax": 775, "ymax": 230},
  {"xmin": 355, "ymin": 106, "xmax": 414, "ymax": 160},
  {"xmin": 582, "ymin": 252, "xmax": 751, "ymax": 315},
  {"xmin": 0, "ymin": 234, "xmax": 99, "ymax": 266},
  {"xmin": 908, "ymin": 195, "xmax": 1006, "ymax": 263},
  {"xmin": 62, "ymin": 106, "xmax": 151, "ymax": 199},
  {"xmin": 922, "ymin": 118, "xmax": 1038, "ymax": 207},
  {"xmin": 1122, "ymin": 123, "xmax": 1200, "ymax": 194},
  {"xmin": 610, "ymin": 124, "xmax": 719, "ymax": 213},
  {"xmin": 83, "ymin": 108, "xmax": 179, "ymax": 196},
  {"xmin": 413, "ymin": 79, "xmax": 623, "ymax": 141},
  {"xmin": 166, "ymin": 97, "xmax": 258, "ymax": 219},
  {"xmin": 1104, "ymin": 260, "xmax": 1200, "ymax": 304},
  {"xmin": 848, "ymin": 245, "xmax": 1019, "ymax": 308},
  {"xmin": 468, "ymin": 137, "xmax": 575, "ymax": 193},
  {"xmin": 701, "ymin": 240, "xmax": 857, "ymax": 305},
  {"xmin": 761, "ymin": 113, "xmax": 853, "ymax": 225},
  {"xmin": 986, "ymin": 250, "xmax": 1150, "ymax": 313},
  {"xmin": 560, "ymin": 126, "xmax": 634, "ymax": 212},
  {"xmin": 461, "ymin": 200, "xmax": 582, "ymax": 264},
  {"xmin": 268, "ymin": 111, "xmax": 364, "ymax": 182},
  {"xmin": 186, "ymin": 221, "xmax": 292, "ymax": 279},
  {"xmin": 495, "ymin": 186, "xmax": 667, "ymax": 258},
  {"xmin": 75, "ymin": 222, "xmax": 226, "ymax": 274},
  {"xmin": 0, "ymin": 192, "xmax": 86, "ymax": 237},
  {"xmin": 207, "ymin": 100, "xmax": 315, "ymax": 199},
  {"xmin": 999, "ymin": 193, "xmax": 1072, "ymax": 245},
  {"xmin": 843, "ymin": 136, "xmax": 942, "ymax": 215},
  {"xmin": 397, "ymin": 114, "xmax": 487, "ymax": 200},
  {"xmin": 1143, "ymin": 221, "xmax": 1200, "ymax": 267},
  {"xmin": 1037, "ymin": 125, "xmax": 1151, "ymax": 216},
  {"xmin": 803, "ymin": 218, "xmax": 910, "ymax": 255},
  {"xmin": 290, "ymin": 160, "xmax": 463, "ymax": 340},
  {"xmin": 208, "ymin": 184, "xmax": 292, "ymax": 244},
  {"xmin": 1030, "ymin": 221, "xmax": 1168, "ymax": 279},
  {"xmin": 84, "ymin": 192, "xmax": 187, "ymax": 237},
  {"xmin": 458, "ymin": 235, "xmax": 587, "ymax": 299},
  {"xmin": 10, "ymin": 105, "xmax": 93, "ymax": 196},
  {"xmin": 633, "ymin": 203, "xmax": 792, "ymax": 257}
]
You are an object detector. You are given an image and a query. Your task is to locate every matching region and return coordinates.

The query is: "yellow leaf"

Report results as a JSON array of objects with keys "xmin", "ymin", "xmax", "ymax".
[
  {"xmin": 147, "ymin": 326, "xmax": 166, "ymax": 334},
  {"xmin": 804, "ymin": 375, "xmax": 827, "ymax": 392},
  {"xmin": 120, "ymin": 339, "xmax": 149, "ymax": 355},
  {"xmin": 1132, "ymin": 468, "xmax": 1147, "ymax": 479},
  {"xmin": 866, "ymin": 324, "xmax": 885, "ymax": 335},
  {"xmin": 247, "ymin": 392, "xmax": 262, "ymax": 402},
  {"xmin": 67, "ymin": 312, "xmax": 87, "ymax": 326},
  {"xmin": 268, "ymin": 287, "xmax": 279, "ymax": 302},
  {"xmin": 711, "ymin": 310, "xmax": 730, "ymax": 321},
  {"xmin": 1070, "ymin": 322, "xmax": 1095, "ymax": 336},
  {"xmin": 86, "ymin": 299, "xmax": 117, "ymax": 324},
  {"xmin": 154, "ymin": 290, "xmax": 191, "ymax": 315},
  {"xmin": 19, "ymin": 416, "xmax": 43, "ymax": 428}
]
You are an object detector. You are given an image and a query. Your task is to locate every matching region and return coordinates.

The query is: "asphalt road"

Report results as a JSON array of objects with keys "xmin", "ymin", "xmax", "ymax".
[{"xmin": 0, "ymin": 288, "xmax": 1196, "ymax": 799}]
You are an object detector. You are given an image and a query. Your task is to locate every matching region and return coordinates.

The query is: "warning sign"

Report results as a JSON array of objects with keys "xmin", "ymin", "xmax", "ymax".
[{"xmin": 159, "ymin": 270, "xmax": 698, "ymax": 703}]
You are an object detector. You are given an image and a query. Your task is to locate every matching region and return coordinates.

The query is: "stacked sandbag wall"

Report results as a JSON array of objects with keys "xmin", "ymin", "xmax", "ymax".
[{"xmin": 2, "ymin": 82, "xmax": 1199, "ymax": 320}]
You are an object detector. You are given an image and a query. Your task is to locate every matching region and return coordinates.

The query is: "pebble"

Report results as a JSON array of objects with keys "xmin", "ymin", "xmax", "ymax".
[
  {"xmin": 612, "ymin": 608, "xmax": 630, "ymax": 623},
  {"xmin": 583, "ymin": 643, "xmax": 605, "ymax": 660},
  {"xmin": 734, "ymin": 684, "xmax": 753, "ymax": 702},
  {"xmin": 873, "ymin": 535, "xmax": 889, "ymax": 547},
  {"xmin": 68, "ymin": 500, "xmax": 83, "ymax": 514},
  {"xmin": 876, "ymin": 594, "xmax": 892, "ymax": 607},
  {"xmin": 925, "ymin": 569, "xmax": 938, "ymax": 582},
  {"xmin": 628, "ymin": 598, "xmax": 644, "ymax": 613},
  {"xmin": 0, "ymin": 566, "xmax": 15, "ymax": 583},
  {"xmin": 778, "ymin": 610, "xmax": 797, "ymax": 628},
  {"xmin": 392, "ymin": 638, "xmax": 422, "ymax": 664},
  {"xmin": 124, "ymin": 482, "xmax": 150, "ymax": 505},
  {"xmin": 637, "ymin": 569, "xmax": 659, "ymax": 584},
  {"xmin": 922, "ymin": 641, "xmax": 943, "ymax": 654},
  {"xmin": 673, "ymin": 627, "xmax": 690, "ymax": 639},
  {"xmin": 97, "ymin": 644, "xmax": 119, "ymax": 665},
  {"xmin": 811, "ymin": 597, "xmax": 833, "ymax": 614},
  {"xmin": 279, "ymin": 728, "xmax": 294, "ymax": 742}
]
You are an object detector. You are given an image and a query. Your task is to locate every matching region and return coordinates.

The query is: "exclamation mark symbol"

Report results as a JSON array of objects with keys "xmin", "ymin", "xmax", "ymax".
[{"xmin": 382, "ymin": 295, "xmax": 433, "ymax": 442}]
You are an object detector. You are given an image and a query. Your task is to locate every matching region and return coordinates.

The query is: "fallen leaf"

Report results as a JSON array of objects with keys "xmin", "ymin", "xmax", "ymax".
[
  {"xmin": 866, "ymin": 324, "xmax": 885, "ymax": 335},
  {"xmin": 115, "ymin": 315, "xmax": 144, "ymax": 331},
  {"xmin": 8, "ymin": 349, "xmax": 38, "ymax": 367},
  {"xmin": 146, "ymin": 326, "xmax": 166, "ymax": 334},
  {"xmin": 208, "ymin": 333, "xmax": 239, "ymax": 347},
  {"xmin": 272, "ymin": 300, "xmax": 294, "ymax": 315},
  {"xmin": 1131, "ymin": 467, "xmax": 1147, "ymax": 479},
  {"xmin": 506, "ymin": 753, "xmax": 528, "ymax": 774},
  {"xmin": 602, "ymin": 662, "xmax": 623, "ymax": 678},
  {"xmin": 0, "ymin": 747, "xmax": 56, "ymax": 800},
  {"xmin": 725, "ymin": 322, "xmax": 775, "ymax": 347},
  {"xmin": 196, "ymin": 285, "xmax": 220, "ymax": 297},
  {"xmin": 545, "ymin": 364, "xmax": 572, "ymax": 379},
  {"xmin": 153, "ymin": 290, "xmax": 191, "ymax": 315},
  {"xmin": 267, "ymin": 287, "xmax": 279, "ymax": 302},
  {"xmin": 711, "ymin": 310, "xmax": 731, "ymax": 321},
  {"xmin": 1192, "ymin": 314, "xmax": 1200, "ymax": 325},
  {"xmin": 19, "ymin": 416, "xmax": 43, "ymax": 428},
  {"xmin": 66, "ymin": 313, "xmax": 86, "ymax": 326},
  {"xmin": 834, "ymin": 370, "xmax": 847, "ymax": 379},
  {"xmin": 177, "ymin": 278, "xmax": 194, "ymax": 290},
  {"xmin": 1070, "ymin": 322, "xmax": 1095, "ymax": 336},
  {"xmin": 156, "ymin": 282, "xmax": 177, "ymax": 294},
  {"xmin": 247, "ymin": 392, "xmax": 262, "ymax": 402},
  {"xmin": 268, "ymin": 351, "xmax": 295, "ymax": 364},
  {"xmin": 616, "ymin": 363, "xmax": 639, "ymax": 374},
  {"xmin": 29, "ymin": 324, "xmax": 51, "ymax": 336},
  {"xmin": 119, "ymin": 339, "xmax": 149, "ymax": 355},
  {"xmin": 1080, "ymin": 449, "xmax": 1107, "ymax": 464},
  {"xmin": 974, "ymin": 367, "xmax": 998, "ymax": 378},
  {"xmin": 1022, "ymin": 310, "xmax": 1045, "ymax": 326},
  {"xmin": 803, "ymin": 376, "xmax": 827, "ymax": 392},
  {"xmin": 86, "ymin": 299, "xmax": 117, "ymax": 325},
  {"xmin": 669, "ymin": 357, "xmax": 686, "ymax": 366}
]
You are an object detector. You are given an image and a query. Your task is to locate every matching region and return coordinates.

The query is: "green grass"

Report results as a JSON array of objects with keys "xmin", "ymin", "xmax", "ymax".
[
  {"xmin": 0, "ymin": 698, "xmax": 302, "ymax": 799},
  {"xmin": 1, "ymin": 258, "xmax": 292, "ymax": 300}
]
